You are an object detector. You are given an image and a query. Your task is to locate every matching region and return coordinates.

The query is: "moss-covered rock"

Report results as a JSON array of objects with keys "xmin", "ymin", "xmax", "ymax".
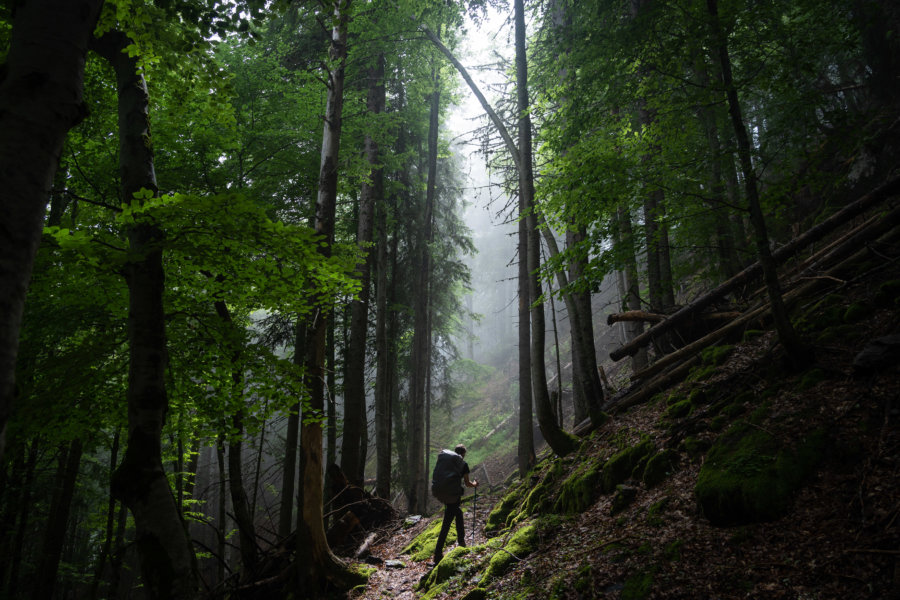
[
  {"xmin": 642, "ymin": 449, "xmax": 679, "ymax": 488},
  {"xmin": 701, "ymin": 344, "xmax": 734, "ymax": 366},
  {"xmin": 611, "ymin": 485, "xmax": 638, "ymax": 515},
  {"xmin": 646, "ymin": 496, "xmax": 670, "ymax": 527},
  {"xmin": 460, "ymin": 588, "xmax": 487, "ymax": 600},
  {"xmin": 513, "ymin": 461, "xmax": 564, "ymax": 523},
  {"xmin": 479, "ymin": 522, "xmax": 538, "ymax": 585},
  {"xmin": 663, "ymin": 398, "xmax": 693, "ymax": 420},
  {"xmin": 843, "ymin": 302, "xmax": 867, "ymax": 323},
  {"xmin": 484, "ymin": 482, "xmax": 523, "ymax": 534},
  {"xmin": 601, "ymin": 438, "xmax": 654, "ymax": 493},
  {"xmin": 553, "ymin": 460, "xmax": 602, "ymax": 514},
  {"xmin": 874, "ymin": 280, "xmax": 900, "ymax": 307},
  {"xmin": 796, "ymin": 368, "xmax": 825, "ymax": 392},
  {"xmin": 621, "ymin": 566, "xmax": 657, "ymax": 600},
  {"xmin": 680, "ymin": 436, "xmax": 711, "ymax": 460},
  {"xmin": 418, "ymin": 546, "xmax": 472, "ymax": 592},
  {"xmin": 401, "ymin": 516, "xmax": 459, "ymax": 561},
  {"xmin": 695, "ymin": 424, "xmax": 826, "ymax": 525}
]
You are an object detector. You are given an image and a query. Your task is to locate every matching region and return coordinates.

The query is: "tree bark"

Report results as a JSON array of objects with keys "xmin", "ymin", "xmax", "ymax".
[
  {"xmin": 374, "ymin": 150, "xmax": 392, "ymax": 499},
  {"xmin": 343, "ymin": 53, "xmax": 385, "ymax": 487},
  {"xmin": 517, "ymin": 196, "xmax": 535, "ymax": 477},
  {"xmin": 616, "ymin": 205, "xmax": 649, "ymax": 371},
  {"xmin": 0, "ymin": 0, "xmax": 103, "ymax": 461},
  {"xmin": 408, "ymin": 64, "xmax": 440, "ymax": 515},
  {"xmin": 93, "ymin": 30, "xmax": 198, "ymax": 599},
  {"xmin": 278, "ymin": 320, "xmax": 305, "ymax": 539},
  {"xmin": 294, "ymin": 1, "xmax": 363, "ymax": 592},
  {"xmin": 706, "ymin": 0, "xmax": 806, "ymax": 366},
  {"xmin": 516, "ymin": 0, "xmax": 576, "ymax": 457},
  {"xmin": 32, "ymin": 439, "xmax": 82, "ymax": 600}
]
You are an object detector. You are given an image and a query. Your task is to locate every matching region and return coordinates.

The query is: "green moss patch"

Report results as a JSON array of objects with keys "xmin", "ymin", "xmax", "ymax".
[
  {"xmin": 484, "ymin": 481, "xmax": 524, "ymax": 533},
  {"xmin": 553, "ymin": 460, "xmax": 602, "ymax": 514},
  {"xmin": 479, "ymin": 522, "xmax": 538, "ymax": 585},
  {"xmin": 401, "ymin": 516, "xmax": 459, "ymax": 561},
  {"xmin": 601, "ymin": 438, "xmax": 654, "ymax": 493},
  {"xmin": 418, "ymin": 546, "xmax": 473, "ymax": 592},
  {"xmin": 695, "ymin": 424, "xmax": 826, "ymax": 526},
  {"xmin": 511, "ymin": 461, "xmax": 564, "ymax": 524},
  {"xmin": 700, "ymin": 344, "xmax": 734, "ymax": 366},
  {"xmin": 874, "ymin": 279, "xmax": 900, "ymax": 307},
  {"xmin": 621, "ymin": 566, "xmax": 657, "ymax": 600},
  {"xmin": 642, "ymin": 449, "xmax": 679, "ymax": 488}
]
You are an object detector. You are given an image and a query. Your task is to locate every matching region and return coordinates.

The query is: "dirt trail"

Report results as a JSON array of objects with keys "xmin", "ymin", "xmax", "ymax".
[{"xmin": 351, "ymin": 493, "xmax": 497, "ymax": 600}]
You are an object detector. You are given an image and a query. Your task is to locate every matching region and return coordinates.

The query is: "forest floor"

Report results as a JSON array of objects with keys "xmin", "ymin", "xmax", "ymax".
[{"xmin": 345, "ymin": 244, "xmax": 900, "ymax": 599}]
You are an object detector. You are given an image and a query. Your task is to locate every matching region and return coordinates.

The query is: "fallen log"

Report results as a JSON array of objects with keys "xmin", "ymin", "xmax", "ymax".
[
  {"xmin": 609, "ymin": 174, "xmax": 900, "ymax": 361},
  {"xmin": 609, "ymin": 221, "xmax": 900, "ymax": 413}
]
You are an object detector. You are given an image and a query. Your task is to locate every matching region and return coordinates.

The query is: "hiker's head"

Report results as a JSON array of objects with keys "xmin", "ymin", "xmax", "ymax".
[{"xmin": 455, "ymin": 444, "xmax": 467, "ymax": 457}]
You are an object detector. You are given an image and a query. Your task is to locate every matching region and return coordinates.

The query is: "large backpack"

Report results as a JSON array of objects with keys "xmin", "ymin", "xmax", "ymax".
[{"xmin": 431, "ymin": 449, "xmax": 465, "ymax": 505}]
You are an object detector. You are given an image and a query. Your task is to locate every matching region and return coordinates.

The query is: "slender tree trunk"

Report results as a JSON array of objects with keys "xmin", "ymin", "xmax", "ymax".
[
  {"xmin": 707, "ymin": 0, "xmax": 806, "ymax": 365},
  {"xmin": 107, "ymin": 502, "xmax": 129, "ymax": 600},
  {"xmin": 344, "ymin": 54, "xmax": 385, "ymax": 487},
  {"xmin": 33, "ymin": 439, "xmax": 83, "ymax": 600},
  {"xmin": 694, "ymin": 57, "xmax": 742, "ymax": 281},
  {"xmin": 374, "ymin": 160, "xmax": 392, "ymax": 499},
  {"xmin": 215, "ymin": 435, "xmax": 228, "ymax": 585},
  {"xmin": 516, "ymin": 0, "xmax": 575, "ymax": 457},
  {"xmin": 90, "ymin": 429, "xmax": 121, "ymax": 600},
  {"xmin": 1, "ymin": 438, "xmax": 38, "ymax": 599},
  {"xmin": 294, "ymin": 1, "xmax": 362, "ymax": 592},
  {"xmin": 0, "ymin": 0, "xmax": 103, "ymax": 460},
  {"xmin": 93, "ymin": 31, "xmax": 198, "ymax": 599},
  {"xmin": 279, "ymin": 320, "xmax": 304, "ymax": 539},
  {"xmin": 616, "ymin": 205, "xmax": 649, "ymax": 371},
  {"xmin": 408, "ymin": 60, "xmax": 440, "ymax": 514},
  {"xmin": 517, "ymin": 197, "xmax": 535, "ymax": 477}
]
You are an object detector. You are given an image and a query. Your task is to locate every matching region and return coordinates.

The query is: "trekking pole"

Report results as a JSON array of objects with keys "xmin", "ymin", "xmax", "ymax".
[{"xmin": 472, "ymin": 487, "xmax": 477, "ymax": 544}]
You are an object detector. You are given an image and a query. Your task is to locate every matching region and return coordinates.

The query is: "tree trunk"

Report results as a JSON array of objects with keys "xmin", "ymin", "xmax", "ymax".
[
  {"xmin": 94, "ymin": 30, "xmax": 198, "ymax": 599},
  {"xmin": 343, "ymin": 53, "xmax": 385, "ymax": 487},
  {"xmin": 693, "ymin": 55, "xmax": 742, "ymax": 281},
  {"xmin": 517, "ymin": 197, "xmax": 535, "ymax": 477},
  {"xmin": 212, "ymin": 299, "xmax": 258, "ymax": 573},
  {"xmin": 216, "ymin": 435, "xmax": 228, "ymax": 585},
  {"xmin": 516, "ymin": 0, "xmax": 575, "ymax": 457},
  {"xmin": 616, "ymin": 205, "xmax": 649, "ymax": 371},
  {"xmin": 294, "ymin": 1, "xmax": 363, "ymax": 592},
  {"xmin": 1, "ymin": 437, "xmax": 38, "ymax": 599},
  {"xmin": 33, "ymin": 438, "xmax": 83, "ymax": 600},
  {"xmin": 90, "ymin": 429, "xmax": 121, "ymax": 600},
  {"xmin": 374, "ymin": 156, "xmax": 392, "ymax": 499},
  {"xmin": 408, "ymin": 65, "xmax": 440, "ymax": 515},
  {"xmin": 278, "ymin": 320, "xmax": 304, "ymax": 539},
  {"xmin": 0, "ymin": 0, "xmax": 103, "ymax": 461},
  {"xmin": 706, "ymin": 0, "xmax": 806, "ymax": 365}
]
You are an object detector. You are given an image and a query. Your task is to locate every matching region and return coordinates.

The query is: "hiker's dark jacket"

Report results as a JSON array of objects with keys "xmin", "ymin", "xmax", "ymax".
[{"xmin": 431, "ymin": 449, "xmax": 469, "ymax": 505}]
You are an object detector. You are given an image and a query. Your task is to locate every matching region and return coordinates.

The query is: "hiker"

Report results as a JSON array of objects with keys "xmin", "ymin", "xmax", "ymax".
[{"xmin": 430, "ymin": 444, "xmax": 478, "ymax": 564}]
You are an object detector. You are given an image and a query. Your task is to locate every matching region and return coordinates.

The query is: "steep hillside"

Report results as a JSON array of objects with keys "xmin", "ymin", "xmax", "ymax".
[{"xmin": 350, "ymin": 190, "xmax": 900, "ymax": 599}]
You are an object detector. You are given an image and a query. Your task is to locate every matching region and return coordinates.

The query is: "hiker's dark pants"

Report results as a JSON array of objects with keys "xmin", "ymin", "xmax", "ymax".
[{"xmin": 435, "ymin": 501, "xmax": 465, "ymax": 557}]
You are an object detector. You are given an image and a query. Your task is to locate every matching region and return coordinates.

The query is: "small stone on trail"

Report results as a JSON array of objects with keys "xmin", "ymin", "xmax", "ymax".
[
  {"xmin": 385, "ymin": 559, "xmax": 406, "ymax": 569},
  {"xmin": 403, "ymin": 515, "xmax": 422, "ymax": 528}
]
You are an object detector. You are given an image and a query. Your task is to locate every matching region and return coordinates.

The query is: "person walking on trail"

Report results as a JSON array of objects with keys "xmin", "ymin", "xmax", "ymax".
[{"xmin": 431, "ymin": 444, "xmax": 478, "ymax": 564}]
